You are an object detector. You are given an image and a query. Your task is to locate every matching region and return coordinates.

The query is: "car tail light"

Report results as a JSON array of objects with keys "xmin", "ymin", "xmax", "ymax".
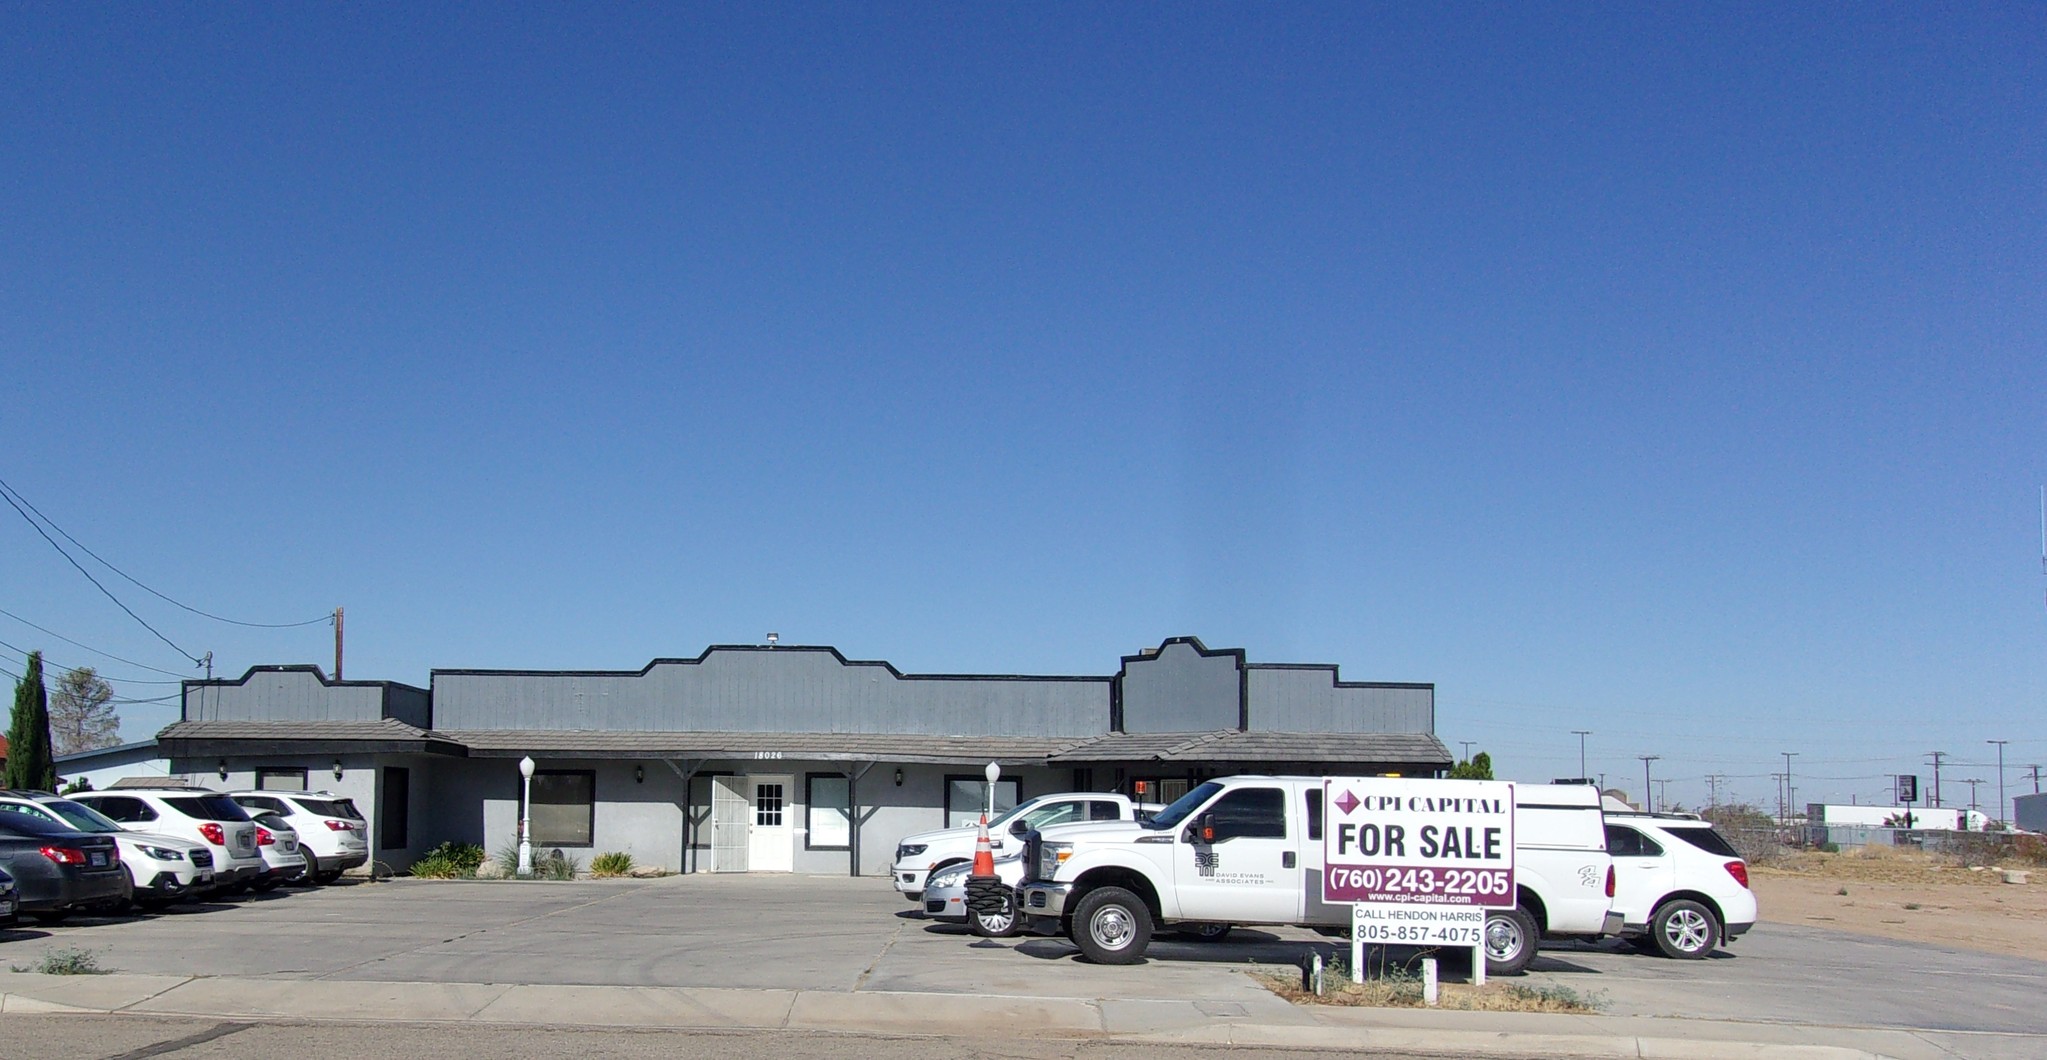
[
  {"xmin": 200, "ymin": 823, "xmax": 226, "ymax": 845},
  {"xmin": 323, "ymin": 819, "xmax": 354, "ymax": 831},
  {"xmin": 1606, "ymin": 865, "xmax": 1616, "ymax": 898},
  {"xmin": 1725, "ymin": 860, "xmax": 1750, "ymax": 888},
  {"xmin": 256, "ymin": 827, "xmax": 276, "ymax": 846},
  {"xmin": 39, "ymin": 845, "xmax": 87, "ymax": 865}
]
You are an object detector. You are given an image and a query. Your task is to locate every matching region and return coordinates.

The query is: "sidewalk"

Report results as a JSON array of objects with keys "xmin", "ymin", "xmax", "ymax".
[{"xmin": 2, "ymin": 969, "xmax": 2017, "ymax": 1060}]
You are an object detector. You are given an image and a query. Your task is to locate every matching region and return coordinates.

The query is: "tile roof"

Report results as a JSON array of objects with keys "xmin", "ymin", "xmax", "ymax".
[
  {"xmin": 1051, "ymin": 730, "xmax": 1451, "ymax": 765},
  {"xmin": 157, "ymin": 719, "xmax": 448, "ymax": 743}
]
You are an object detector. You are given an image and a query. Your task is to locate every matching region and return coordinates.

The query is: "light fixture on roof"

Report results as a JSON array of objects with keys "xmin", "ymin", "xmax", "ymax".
[
  {"xmin": 217, "ymin": 760, "xmax": 229, "ymax": 781},
  {"xmin": 766, "ymin": 632, "xmax": 779, "ymax": 647},
  {"xmin": 333, "ymin": 760, "xmax": 344, "ymax": 781},
  {"xmin": 894, "ymin": 768, "xmax": 903, "ymax": 787},
  {"xmin": 634, "ymin": 764, "xmax": 645, "ymax": 784}
]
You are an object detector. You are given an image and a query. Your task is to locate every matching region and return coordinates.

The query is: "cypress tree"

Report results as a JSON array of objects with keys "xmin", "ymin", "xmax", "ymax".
[{"xmin": 6, "ymin": 650, "xmax": 56, "ymax": 792}]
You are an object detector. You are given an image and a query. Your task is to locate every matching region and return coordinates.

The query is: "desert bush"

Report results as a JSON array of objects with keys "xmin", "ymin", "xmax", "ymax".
[
  {"xmin": 411, "ymin": 842, "xmax": 487, "ymax": 879},
  {"xmin": 589, "ymin": 851, "xmax": 634, "ymax": 877},
  {"xmin": 13, "ymin": 947, "xmax": 105, "ymax": 975},
  {"xmin": 490, "ymin": 839, "xmax": 583, "ymax": 879}
]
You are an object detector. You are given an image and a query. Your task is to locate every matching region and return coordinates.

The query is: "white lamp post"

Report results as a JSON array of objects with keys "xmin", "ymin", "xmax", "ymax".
[
  {"xmin": 983, "ymin": 761, "xmax": 1001, "ymax": 823},
  {"xmin": 518, "ymin": 755, "xmax": 535, "ymax": 876}
]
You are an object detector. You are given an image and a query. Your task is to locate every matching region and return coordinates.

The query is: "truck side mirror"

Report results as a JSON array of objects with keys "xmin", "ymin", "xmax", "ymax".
[
  {"xmin": 1198, "ymin": 813, "xmax": 1216, "ymax": 844},
  {"xmin": 1009, "ymin": 819, "xmax": 1031, "ymax": 836}
]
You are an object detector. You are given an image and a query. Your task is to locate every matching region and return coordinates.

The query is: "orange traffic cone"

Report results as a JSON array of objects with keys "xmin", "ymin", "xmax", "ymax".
[{"xmin": 971, "ymin": 817, "xmax": 995, "ymax": 877}]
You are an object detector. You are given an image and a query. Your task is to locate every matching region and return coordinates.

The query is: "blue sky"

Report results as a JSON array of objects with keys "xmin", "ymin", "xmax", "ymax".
[{"xmin": 3, "ymin": 5, "xmax": 2041, "ymax": 817}]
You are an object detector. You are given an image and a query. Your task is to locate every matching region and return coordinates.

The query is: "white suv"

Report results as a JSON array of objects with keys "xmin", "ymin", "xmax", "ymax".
[
  {"xmin": 75, "ymin": 788, "xmax": 266, "ymax": 891},
  {"xmin": 0, "ymin": 792, "xmax": 217, "ymax": 908},
  {"xmin": 1604, "ymin": 813, "xmax": 1757, "ymax": 959},
  {"xmin": 228, "ymin": 791, "xmax": 368, "ymax": 883}
]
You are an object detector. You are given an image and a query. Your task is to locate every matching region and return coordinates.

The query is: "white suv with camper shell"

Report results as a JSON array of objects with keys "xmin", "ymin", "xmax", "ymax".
[{"xmin": 74, "ymin": 787, "xmax": 266, "ymax": 891}]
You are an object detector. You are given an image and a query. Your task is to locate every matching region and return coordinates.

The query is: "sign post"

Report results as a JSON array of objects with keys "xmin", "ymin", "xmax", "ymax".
[
  {"xmin": 1895, "ymin": 774, "xmax": 1918, "ymax": 829},
  {"xmin": 1323, "ymin": 777, "xmax": 1516, "ymax": 987}
]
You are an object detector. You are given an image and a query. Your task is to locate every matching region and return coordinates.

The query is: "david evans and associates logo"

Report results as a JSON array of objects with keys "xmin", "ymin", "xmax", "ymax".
[{"xmin": 1195, "ymin": 851, "xmax": 1219, "ymax": 877}]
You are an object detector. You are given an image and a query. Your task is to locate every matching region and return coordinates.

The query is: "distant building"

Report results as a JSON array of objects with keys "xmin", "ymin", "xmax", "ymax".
[
  {"xmin": 54, "ymin": 739, "xmax": 173, "ymax": 792},
  {"xmin": 2016, "ymin": 793, "xmax": 2047, "ymax": 834},
  {"xmin": 154, "ymin": 636, "xmax": 1450, "ymax": 874}
]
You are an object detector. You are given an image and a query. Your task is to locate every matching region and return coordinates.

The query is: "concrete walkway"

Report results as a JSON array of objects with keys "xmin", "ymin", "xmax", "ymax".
[{"xmin": 0, "ymin": 968, "xmax": 2020, "ymax": 1060}]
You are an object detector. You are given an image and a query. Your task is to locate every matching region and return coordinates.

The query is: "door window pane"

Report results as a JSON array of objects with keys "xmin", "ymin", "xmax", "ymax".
[
  {"xmin": 755, "ymin": 783, "xmax": 784, "ymax": 827},
  {"xmin": 1207, "ymin": 788, "xmax": 1286, "ymax": 840}
]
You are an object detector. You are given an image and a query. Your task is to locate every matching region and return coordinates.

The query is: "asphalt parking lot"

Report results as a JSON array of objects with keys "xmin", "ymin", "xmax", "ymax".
[{"xmin": 4, "ymin": 873, "xmax": 2043, "ymax": 1045}]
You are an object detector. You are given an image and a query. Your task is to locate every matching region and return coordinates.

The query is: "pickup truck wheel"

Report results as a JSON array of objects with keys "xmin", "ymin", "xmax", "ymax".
[
  {"xmin": 1070, "ymin": 886, "xmax": 1152, "ymax": 964},
  {"xmin": 1649, "ymin": 899, "xmax": 1719, "ymax": 959},
  {"xmin": 1482, "ymin": 907, "xmax": 1539, "ymax": 976}
]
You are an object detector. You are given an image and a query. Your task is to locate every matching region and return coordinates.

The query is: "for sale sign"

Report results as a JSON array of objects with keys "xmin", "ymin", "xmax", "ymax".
[{"xmin": 1322, "ymin": 777, "xmax": 1515, "ymax": 908}]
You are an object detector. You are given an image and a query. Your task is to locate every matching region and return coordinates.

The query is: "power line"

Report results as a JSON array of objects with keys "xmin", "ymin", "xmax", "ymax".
[
  {"xmin": 0, "ymin": 476, "xmax": 331, "ymax": 629},
  {"xmin": 0, "ymin": 639, "xmax": 188, "ymax": 685},
  {"xmin": 0, "ymin": 606, "xmax": 196, "ymax": 678},
  {"xmin": 0, "ymin": 484, "xmax": 202, "ymax": 664}
]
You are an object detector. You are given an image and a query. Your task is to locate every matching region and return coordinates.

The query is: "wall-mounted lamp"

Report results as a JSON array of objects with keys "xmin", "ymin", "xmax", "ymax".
[
  {"xmin": 217, "ymin": 760, "xmax": 228, "ymax": 781},
  {"xmin": 634, "ymin": 765, "xmax": 645, "ymax": 784},
  {"xmin": 332, "ymin": 760, "xmax": 344, "ymax": 781},
  {"xmin": 893, "ymin": 768, "xmax": 904, "ymax": 787}
]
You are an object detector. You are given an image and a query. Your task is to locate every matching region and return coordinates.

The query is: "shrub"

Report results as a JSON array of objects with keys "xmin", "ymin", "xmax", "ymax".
[
  {"xmin": 589, "ymin": 851, "xmax": 634, "ymax": 877},
  {"xmin": 13, "ymin": 947, "xmax": 105, "ymax": 975},
  {"xmin": 411, "ymin": 842, "xmax": 487, "ymax": 879},
  {"xmin": 493, "ymin": 839, "xmax": 581, "ymax": 879}
]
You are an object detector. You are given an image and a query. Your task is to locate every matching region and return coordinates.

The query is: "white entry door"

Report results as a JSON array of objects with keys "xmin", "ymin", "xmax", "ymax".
[
  {"xmin": 711, "ymin": 775, "xmax": 750, "ymax": 872},
  {"xmin": 747, "ymin": 775, "xmax": 793, "ymax": 872}
]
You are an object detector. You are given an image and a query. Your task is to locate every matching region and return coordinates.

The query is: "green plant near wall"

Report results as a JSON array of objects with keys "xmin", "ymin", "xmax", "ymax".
[
  {"xmin": 589, "ymin": 851, "xmax": 634, "ymax": 877},
  {"xmin": 411, "ymin": 842, "xmax": 487, "ymax": 879}
]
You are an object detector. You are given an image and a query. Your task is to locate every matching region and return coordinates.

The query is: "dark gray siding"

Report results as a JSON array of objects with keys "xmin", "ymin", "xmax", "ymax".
[
  {"xmin": 1247, "ymin": 667, "xmax": 1433, "ymax": 733},
  {"xmin": 385, "ymin": 685, "xmax": 432, "ymax": 730},
  {"xmin": 1119, "ymin": 641, "xmax": 1241, "ymax": 733},
  {"xmin": 184, "ymin": 669, "xmax": 386, "ymax": 723},
  {"xmin": 432, "ymin": 647, "xmax": 1109, "ymax": 737}
]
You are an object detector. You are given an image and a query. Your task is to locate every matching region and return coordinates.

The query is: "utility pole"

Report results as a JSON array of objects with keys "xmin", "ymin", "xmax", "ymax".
[
  {"xmin": 2029, "ymin": 764, "xmax": 2042, "ymax": 795},
  {"xmin": 1988, "ymin": 739, "xmax": 2009, "ymax": 828},
  {"xmin": 1771, "ymin": 773, "xmax": 1788, "ymax": 822},
  {"xmin": 1459, "ymin": 741, "xmax": 1475, "ymax": 763},
  {"xmin": 1637, "ymin": 755, "xmax": 1660, "ymax": 812},
  {"xmin": 1571, "ymin": 730, "xmax": 1591, "ymax": 782},
  {"xmin": 1961, "ymin": 778, "xmax": 1984, "ymax": 817},
  {"xmin": 333, "ymin": 607, "xmax": 344, "ymax": 680},
  {"xmin": 1653, "ymin": 778, "xmax": 1671, "ymax": 813},
  {"xmin": 1781, "ymin": 752, "xmax": 1799, "ymax": 822},
  {"xmin": 1706, "ymin": 773, "xmax": 1724, "ymax": 808},
  {"xmin": 1927, "ymin": 751, "xmax": 1946, "ymax": 808}
]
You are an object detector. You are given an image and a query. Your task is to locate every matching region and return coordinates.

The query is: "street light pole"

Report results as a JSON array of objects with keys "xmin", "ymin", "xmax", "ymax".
[
  {"xmin": 1571, "ymin": 731, "xmax": 1591, "ymax": 782},
  {"xmin": 1989, "ymin": 740, "xmax": 2006, "ymax": 830},
  {"xmin": 518, "ymin": 755, "xmax": 535, "ymax": 876},
  {"xmin": 983, "ymin": 761, "xmax": 1001, "ymax": 824}
]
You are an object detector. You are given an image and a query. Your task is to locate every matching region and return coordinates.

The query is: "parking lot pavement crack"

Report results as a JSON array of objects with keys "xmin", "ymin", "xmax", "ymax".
[
  {"xmin": 851, "ymin": 918, "xmax": 905, "ymax": 992},
  {"xmin": 95, "ymin": 1020, "xmax": 252, "ymax": 1059},
  {"xmin": 109, "ymin": 976, "xmax": 201, "ymax": 1014}
]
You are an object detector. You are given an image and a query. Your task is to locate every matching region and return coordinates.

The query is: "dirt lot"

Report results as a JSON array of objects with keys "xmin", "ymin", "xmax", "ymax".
[{"xmin": 1751, "ymin": 847, "xmax": 2047, "ymax": 960}]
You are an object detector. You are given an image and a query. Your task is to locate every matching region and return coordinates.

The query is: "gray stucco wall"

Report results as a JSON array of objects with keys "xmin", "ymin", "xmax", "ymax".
[
  {"xmin": 1247, "ymin": 668, "xmax": 1434, "ymax": 733},
  {"xmin": 183, "ymin": 670, "xmax": 389, "ymax": 723},
  {"xmin": 433, "ymin": 647, "xmax": 1109, "ymax": 737},
  {"xmin": 386, "ymin": 685, "xmax": 432, "ymax": 730},
  {"xmin": 1118, "ymin": 641, "xmax": 1241, "ymax": 733}
]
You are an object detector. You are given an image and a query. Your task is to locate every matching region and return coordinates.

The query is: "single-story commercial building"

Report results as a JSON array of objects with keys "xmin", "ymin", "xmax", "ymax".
[{"xmin": 107, "ymin": 636, "xmax": 1447, "ymax": 875}]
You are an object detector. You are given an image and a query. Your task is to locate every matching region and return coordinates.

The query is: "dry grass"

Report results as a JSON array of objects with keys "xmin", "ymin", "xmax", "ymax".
[
  {"xmin": 1255, "ymin": 971, "xmax": 1601, "ymax": 1013},
  {"xmin": 1755, "ymin": 845, "xmax": 2027, "ymax": 887}
]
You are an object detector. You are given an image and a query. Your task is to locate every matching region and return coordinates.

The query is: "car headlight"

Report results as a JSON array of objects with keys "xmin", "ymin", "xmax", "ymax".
[
  {"xmin": 1038, "ymin": 841, "xmax": 1073, "ymax": 878},
  {"xmin": 897, "ymin": 843, "xmax": 926, "ymax": 860},
  {"xmin": 927, "ymin": 864, "xmax": 970, "ymax": 890},
  {"xmin": 136, "ymin": 846, "xmax": 187, "ymax": 861}
]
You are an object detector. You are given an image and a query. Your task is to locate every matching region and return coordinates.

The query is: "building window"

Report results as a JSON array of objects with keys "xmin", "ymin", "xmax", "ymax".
[
  {"xmin": 944, "ymin": 775, "xmax": 1019, "ymax": 829},
  {"xmin": 257, "ymin": 768, "xmax": 308, "ymax": 792},
  {"xmin": 805, "ymin": 774, "xmax": 850, "ymax": 850},
  {"xmin": 380, "ymin": 767, "xmax": 410, "ymax": 850},
  {"xmin": 531, "ymin": 770, "xmax": 595, "ymax": 847}
]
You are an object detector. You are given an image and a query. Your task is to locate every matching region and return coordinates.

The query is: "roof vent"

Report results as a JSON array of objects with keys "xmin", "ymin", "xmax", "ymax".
[{"xmin": 765, "ymin": 632, "xmax": 779, "ymax": 647}]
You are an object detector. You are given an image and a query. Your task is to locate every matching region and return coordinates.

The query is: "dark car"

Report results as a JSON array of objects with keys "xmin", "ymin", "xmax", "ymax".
[
  {"xmin": 0, "ymin": 812, "xmax": 131, "ymax": 923},
  {"xmin": 0, "ymin": 866, "xmax": 18, "ymax": 928}
]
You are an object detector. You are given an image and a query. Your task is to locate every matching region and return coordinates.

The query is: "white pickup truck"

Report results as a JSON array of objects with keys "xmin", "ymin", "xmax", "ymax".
[
  {"xmin": 891, "ymin": 791, "xmax": 1159, "ymax": 903},
  {"xmin": 1016, "ymin": 775, "xmax": 1618, "ymax": 974}
]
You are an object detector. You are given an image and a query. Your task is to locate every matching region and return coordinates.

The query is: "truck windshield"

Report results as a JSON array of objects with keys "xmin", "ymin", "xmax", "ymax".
[{"xmin": 1143, "ymin": 781, "xmax": 1224, "ymax": 830}]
